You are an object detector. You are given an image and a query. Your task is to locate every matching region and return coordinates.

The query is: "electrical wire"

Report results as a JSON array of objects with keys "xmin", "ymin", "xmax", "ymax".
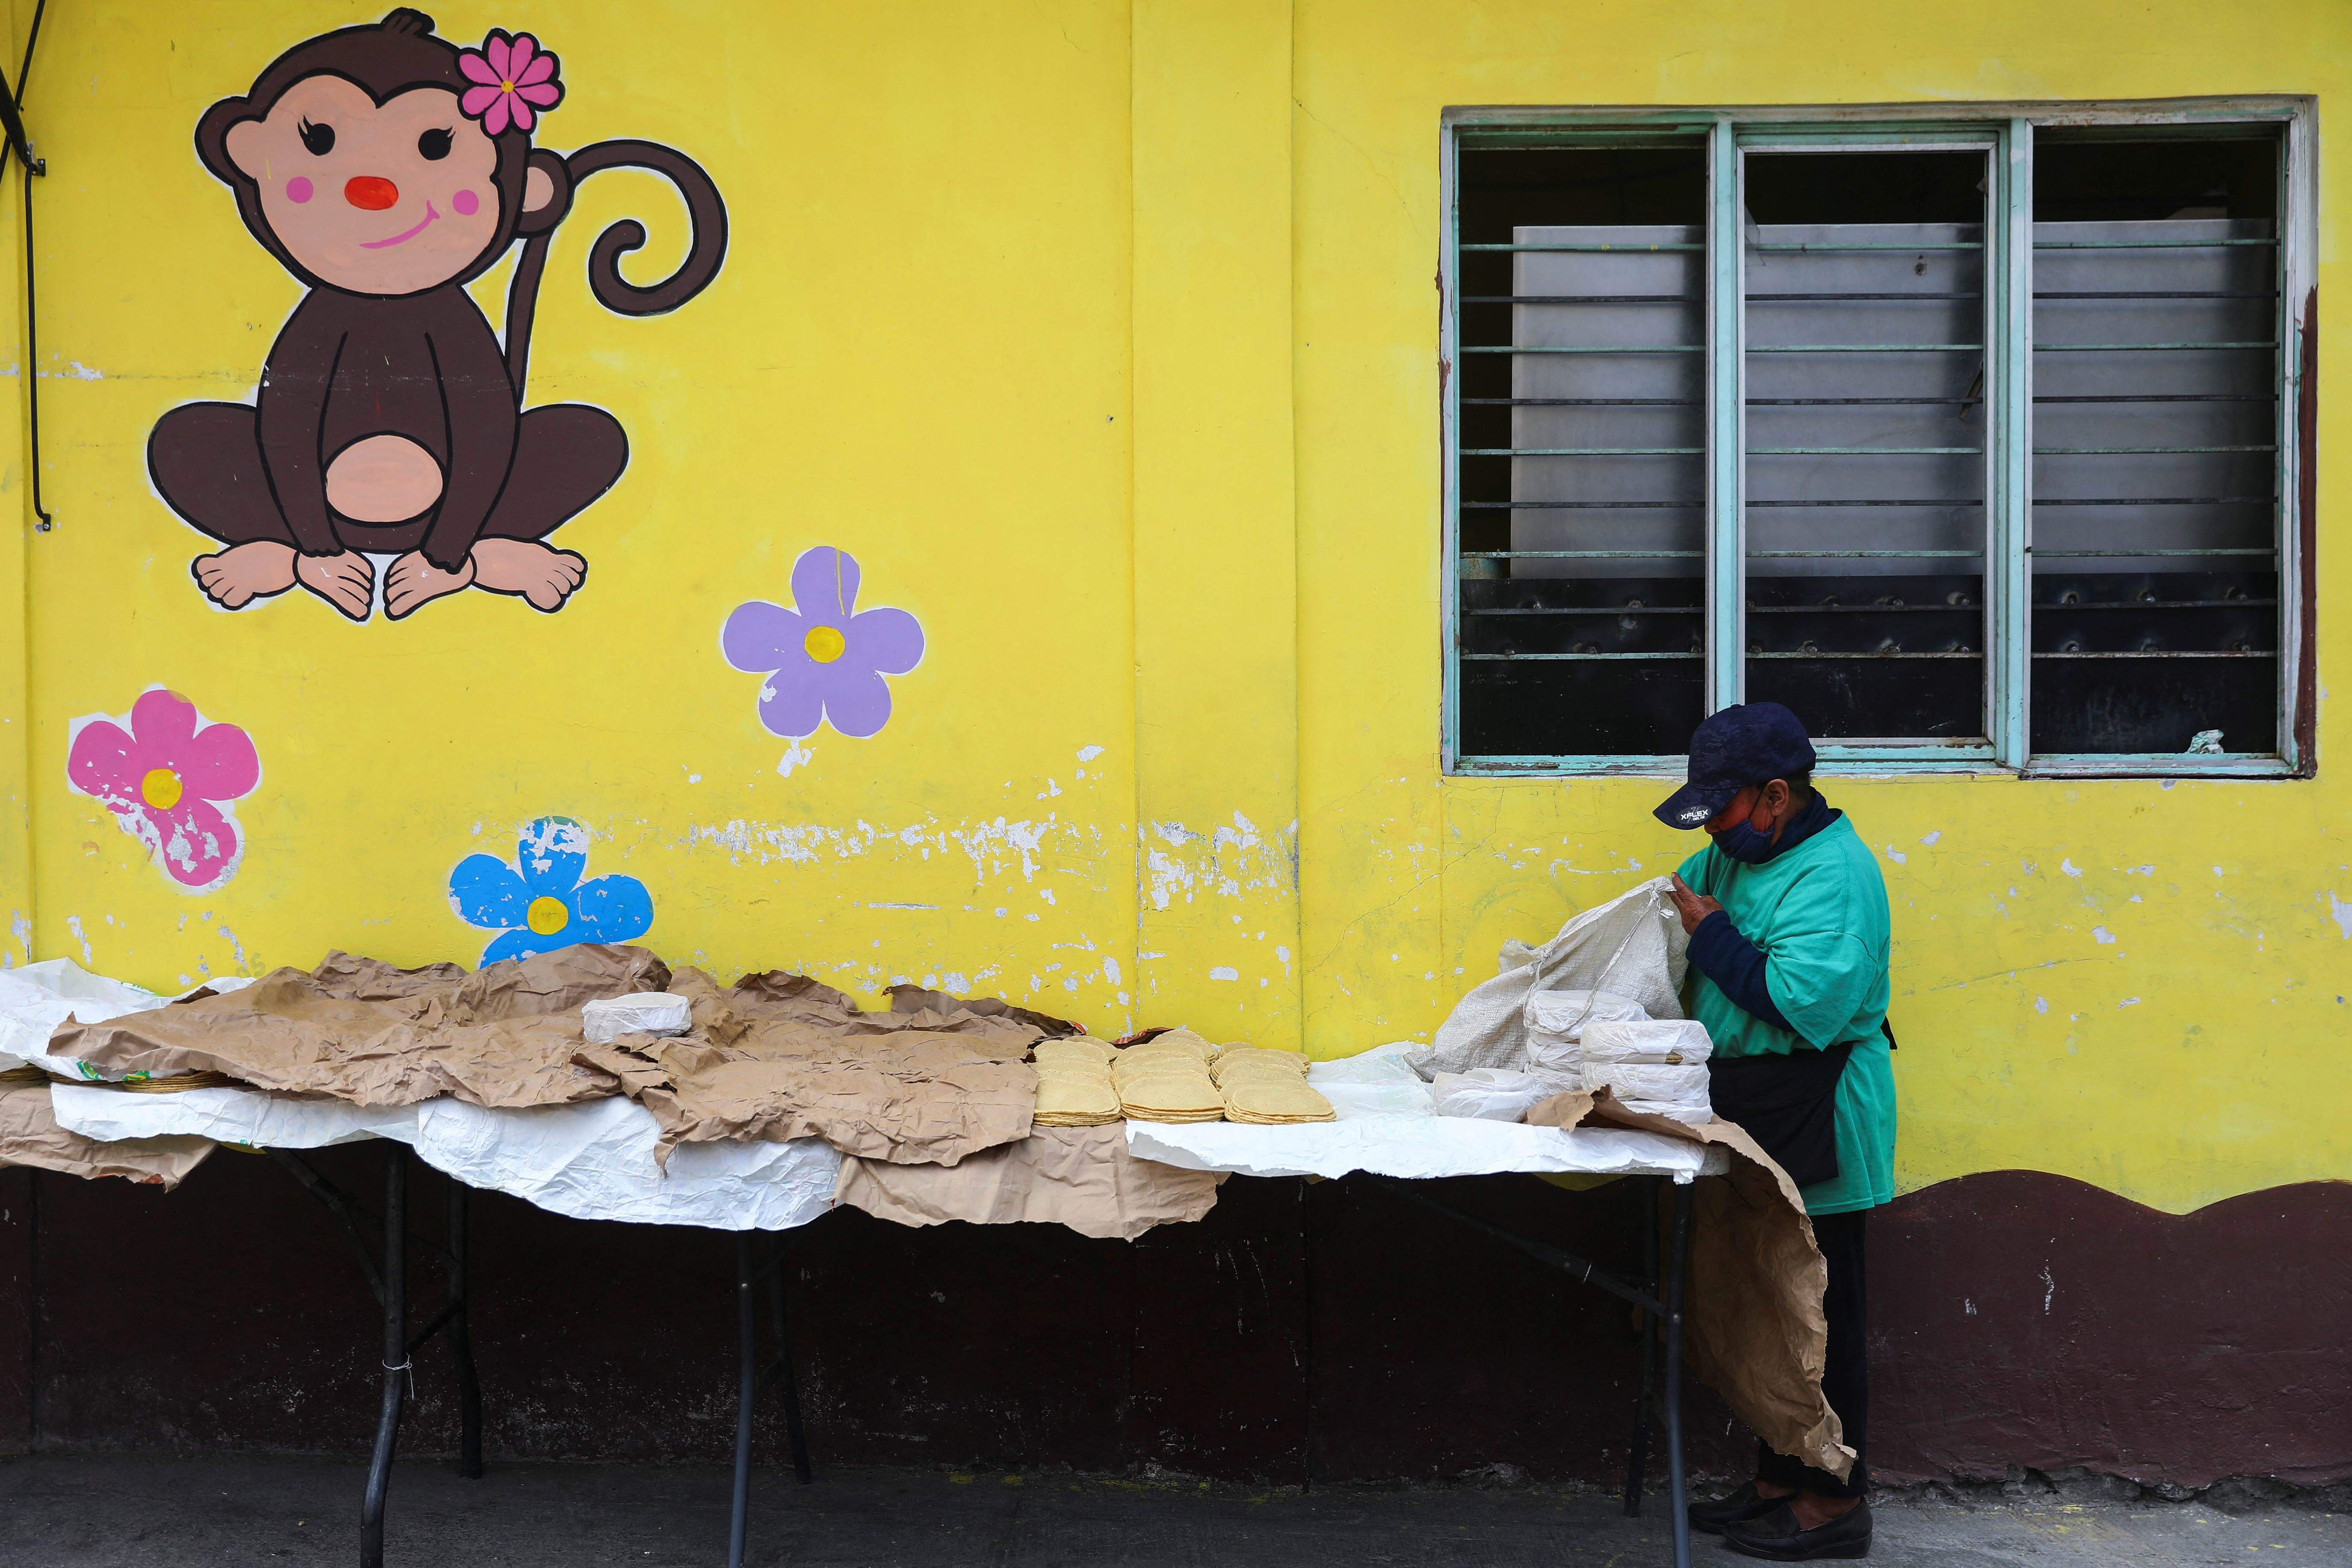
[{"xmin": 16, "ymin": 0, "xmax": 48, "ymax": 530}]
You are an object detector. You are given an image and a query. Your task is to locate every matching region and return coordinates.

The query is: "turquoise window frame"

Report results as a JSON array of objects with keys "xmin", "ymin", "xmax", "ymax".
[{"xmin": 1439, "ymin": 99, "xmax": 2315, "ymax": 780}]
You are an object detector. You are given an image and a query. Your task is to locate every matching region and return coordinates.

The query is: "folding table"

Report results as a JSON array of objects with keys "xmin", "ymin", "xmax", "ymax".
[{"xmin": 52, "ymin": 1084, "xmax": 1727, "ymax": 1568}]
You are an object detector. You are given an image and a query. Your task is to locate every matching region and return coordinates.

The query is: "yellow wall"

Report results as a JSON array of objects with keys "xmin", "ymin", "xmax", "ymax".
[{"xmin": 4, "ymin": 1, "xmax": 2346, "ymax": 1215}]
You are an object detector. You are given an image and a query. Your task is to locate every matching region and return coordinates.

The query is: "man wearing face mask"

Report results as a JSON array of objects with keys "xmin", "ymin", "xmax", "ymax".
[{"xmin": 1655, "ymin": 701, "xmax": 1894, "ymax": 1563}]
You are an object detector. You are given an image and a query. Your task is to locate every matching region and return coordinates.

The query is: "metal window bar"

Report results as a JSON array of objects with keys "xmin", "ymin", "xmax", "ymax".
[
  {"xmin": 1707, "ymin": 120, "xmax": 1743, "ymax": 709},
  {"xmin": 1734, "ymin": 138, "xmax": 2003, "ymax": 748},
  {"xmin": 1449, "ymin": 142, "xmax": 1715, "ymax": 758},
  {"xmin": 2027, "ymin": 192, "xmax": 2291, "ymax": 757}
]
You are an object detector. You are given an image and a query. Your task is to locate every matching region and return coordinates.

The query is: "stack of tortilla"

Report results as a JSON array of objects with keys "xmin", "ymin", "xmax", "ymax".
[
  {"xmin": 1111, "ymin": 1029, "xmax": 1226, "ymax": 1123},
  {"xmin": 1210, "ymin": 1045, "xmax": 1336, "ymax": 1125},
  {"xmin": 1031, "ymin": 1037, "xmax": 1123, "ymax": 1127}
]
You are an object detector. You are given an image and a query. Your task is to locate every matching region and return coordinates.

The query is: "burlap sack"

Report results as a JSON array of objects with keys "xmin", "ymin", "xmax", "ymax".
[{"xmin": 1415, "ymin": 878, "xmax": 1690, "ymax": 1078}]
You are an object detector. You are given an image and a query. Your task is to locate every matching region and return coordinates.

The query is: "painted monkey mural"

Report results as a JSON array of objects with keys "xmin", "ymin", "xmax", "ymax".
[{"xmin": 148, "ymin": 9, "xmax": 726, "ymax": 622}]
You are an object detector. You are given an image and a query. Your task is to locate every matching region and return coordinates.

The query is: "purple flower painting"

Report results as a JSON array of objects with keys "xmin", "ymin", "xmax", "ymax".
[{"xmin": 721, "ymin": 547, "xmax": 924, "ymax": 739}]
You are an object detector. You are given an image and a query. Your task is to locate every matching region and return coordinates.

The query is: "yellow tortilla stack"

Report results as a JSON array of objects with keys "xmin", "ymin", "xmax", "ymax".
[
  {"xmin": 1208, "ymin": 1046, "xmax": 1310, "ymax": 1087},
  {"xmin": 1110, "ymin": 1034, "xmax": 1225, "ymax": 1122},
  {"xmin": 1034, "ymin": 1037, "xmax": 1117, "ymax": 1069},
  {"xmin": 1031, "ymin": 1040, "xmax": 1123, "ymax": 1126},
  {"xmin": 1204, "ymin": 1043, "xmax": 1333, "ymax": 1123},
  {"xmin": 1117, "ymin": 1069, "xmax": 1226, "ymax": 1122},
  {"xmin": 1126, "ymin": 1028, "xmax": 1219, "ymax": 1062},
  {"xmin": 1033, "ymin": 1064, "xmax": 1123, "ymax": 1127}
]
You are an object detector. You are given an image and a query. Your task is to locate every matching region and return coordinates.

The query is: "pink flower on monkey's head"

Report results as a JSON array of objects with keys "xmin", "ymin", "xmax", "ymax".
[{"xmin": 457, "ymin": 31, "xmax": 562, "ymax": 137}]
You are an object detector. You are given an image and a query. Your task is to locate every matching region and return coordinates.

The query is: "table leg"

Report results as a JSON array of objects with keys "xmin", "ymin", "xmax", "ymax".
[
  {"xmin": 360, "ymin": 1144, "xmax": 407, "ymax": 1568},
  {"xmin": 1623, "ymin": 1175, "xmax": 1660, "ymax": 1517},
  {"xmin": 728, "ymin": 1234, "xmax": 757, "ymax": 1568},
  {"xmin": 1664, "ymin": 1179, "xmax": 1694, "ymax": 1568},
  {"xmin": 448, "ymin": 1179, "xmax": 482, "ymax": 1480},
  {"xmin": 765, "ymin": 1239, "xmax": 813, "ymax": 1484}
]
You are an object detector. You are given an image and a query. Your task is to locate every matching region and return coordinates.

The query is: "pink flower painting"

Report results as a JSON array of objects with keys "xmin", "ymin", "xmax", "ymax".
[
  {"xmin": 457, "ymin": 31, "xmax": 563, "ymax": 136},
  {"xmin": 66, "ymin": 689, "xmax": 261, "ymax": 892}
]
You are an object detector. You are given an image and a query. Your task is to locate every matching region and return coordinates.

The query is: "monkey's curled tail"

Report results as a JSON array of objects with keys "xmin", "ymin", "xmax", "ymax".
[{"xmin": 504, "ymin": 140, "xmax": 729, "ymax": 402}]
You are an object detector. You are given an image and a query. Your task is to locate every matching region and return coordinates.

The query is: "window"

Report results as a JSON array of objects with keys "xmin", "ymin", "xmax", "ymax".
[{"xmin": 1443, "ymin": 105, "xmax": 2313, "ymax": 776}]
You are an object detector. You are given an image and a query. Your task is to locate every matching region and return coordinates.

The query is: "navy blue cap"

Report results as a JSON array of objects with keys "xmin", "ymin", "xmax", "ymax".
[{"xmin": 1653, "ymin": 702, "xmax": 1818, "ymax": 829}]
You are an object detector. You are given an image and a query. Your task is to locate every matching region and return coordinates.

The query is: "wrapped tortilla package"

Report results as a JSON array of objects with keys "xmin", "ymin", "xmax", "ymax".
[
  {"xmin": 1523, "ymin": 988, "xmax": 1652, "ymax": 1044},
  {"xmin": 1589, "ymin": 1061, "xmax": 1711, "ymax": 1110},
  {"xmin": 1431, "ymin": 1068, "xmax": 1554, "ymax": 1122},
  {"xmin": 582, "ymin": 992, "xmax": 694, "ymax": 1043},
  {"xmin": 1582, "ymin": 1019, "xmax": 1714, "ymax": 1065}
]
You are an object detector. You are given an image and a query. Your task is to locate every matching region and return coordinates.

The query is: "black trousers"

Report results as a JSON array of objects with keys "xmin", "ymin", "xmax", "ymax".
[{"xmin": 1758, "ymin": 1208, "xmax": 1869, "ymax": 1499}]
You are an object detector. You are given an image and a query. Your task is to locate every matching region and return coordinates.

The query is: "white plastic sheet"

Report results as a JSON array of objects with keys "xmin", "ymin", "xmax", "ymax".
[
  {"xmin": 0, "ymin": 961, "xmax": 254, "ymax": 1077},
  {"xmin": 1125, "ymin": 1113, "xmax": 1728, "ymax": 1183},
  {"xmin": 51, "ymin": 1084, "xmax": 839, "ymax": 1232}
]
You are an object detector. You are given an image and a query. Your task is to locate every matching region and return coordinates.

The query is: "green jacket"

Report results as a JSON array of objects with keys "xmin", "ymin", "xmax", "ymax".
[{"xmin": 1677, "ymin": 812, "xmax": 1897, "ymax": 1216}]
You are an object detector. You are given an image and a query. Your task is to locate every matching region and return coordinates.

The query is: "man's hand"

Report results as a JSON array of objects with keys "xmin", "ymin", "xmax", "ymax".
[{"xmin": 1667, "ymin": 874, "xmax": 1724, "ymax": 936}]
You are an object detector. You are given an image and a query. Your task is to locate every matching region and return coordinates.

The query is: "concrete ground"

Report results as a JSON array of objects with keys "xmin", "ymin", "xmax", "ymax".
[{"xmin": 0, "ymin": 1453, "xmax": 2346, "ymax": 1567}]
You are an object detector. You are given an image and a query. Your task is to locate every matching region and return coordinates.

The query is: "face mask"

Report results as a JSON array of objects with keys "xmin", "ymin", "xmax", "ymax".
[{"xmin": 1711, "ymin": 815, "xmax": 1781, "ymax": 864}]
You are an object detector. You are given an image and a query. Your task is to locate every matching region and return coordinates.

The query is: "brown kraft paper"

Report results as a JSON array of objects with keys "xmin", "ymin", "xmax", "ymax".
[
  {"xmin": 574, "ymin": 967, "xmax": 1045, "ymax": 1166},
  {"xmin": 47, "ymin": 951, "xmax": 1057, "ymax": 1171},
  {"xmin": 45, "ymin": 945, "xmax": 673, "ymax": 1108},
  {"xmin": 836, "ymin": 1124, "xmax": 1226, "ymax": 1240},
  {"xmin": 0, "ymin": 1082, "xmax": 215, "ymax": 1188},
  {"xmin": 1524, "ymin": 1087, "xmax": 1854, "ymax": 1482}
]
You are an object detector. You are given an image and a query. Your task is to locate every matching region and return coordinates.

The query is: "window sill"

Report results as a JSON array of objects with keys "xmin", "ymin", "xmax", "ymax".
[
  {"xmin": 1446, "ymin": 754, "xmax": 2302, "ymax": 780},
  {"xmin": 2021, "ymin": 754, "xmax": 2297, "ymax": 780}
]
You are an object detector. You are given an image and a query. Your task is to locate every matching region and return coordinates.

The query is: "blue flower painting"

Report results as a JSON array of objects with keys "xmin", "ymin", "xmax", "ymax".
[{"xmin": 449, "ymin": 816, "xmax": 653, "ymax": 965}]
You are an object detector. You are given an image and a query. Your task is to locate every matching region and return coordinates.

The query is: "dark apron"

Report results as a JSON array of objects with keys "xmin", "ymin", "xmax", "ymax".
[{"xmin": 1707, "ymin": 1039, "xmax": 1855, "ymax": 1188}]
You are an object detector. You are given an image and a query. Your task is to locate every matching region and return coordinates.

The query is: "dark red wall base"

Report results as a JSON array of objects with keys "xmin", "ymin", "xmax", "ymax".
[
  {"xmin": 1871, "ymin": 1169, "xmax": 2352, "ymax": 1488},
  {"xmin": 0, "ymin": 1153, "xmax": 2342, "ymax": 1488}
]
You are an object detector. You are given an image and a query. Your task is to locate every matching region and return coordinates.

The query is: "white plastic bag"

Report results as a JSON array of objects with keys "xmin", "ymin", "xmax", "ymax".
[
  {"xmin": 1431, "ymin": 1068, "xmax": 1556, "ymax": 1122},
  {"xmin": 1308, "ymin": 1048, "xmax": 1438, "ymax": 1118},
  {"xmin": 1307, "ymin": 1043, "xmax": 1425, "ymax": 1083},
  {"xmin": 1581, "ymin": 1019, "xmax": 1714, "ymax": 1065}
]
